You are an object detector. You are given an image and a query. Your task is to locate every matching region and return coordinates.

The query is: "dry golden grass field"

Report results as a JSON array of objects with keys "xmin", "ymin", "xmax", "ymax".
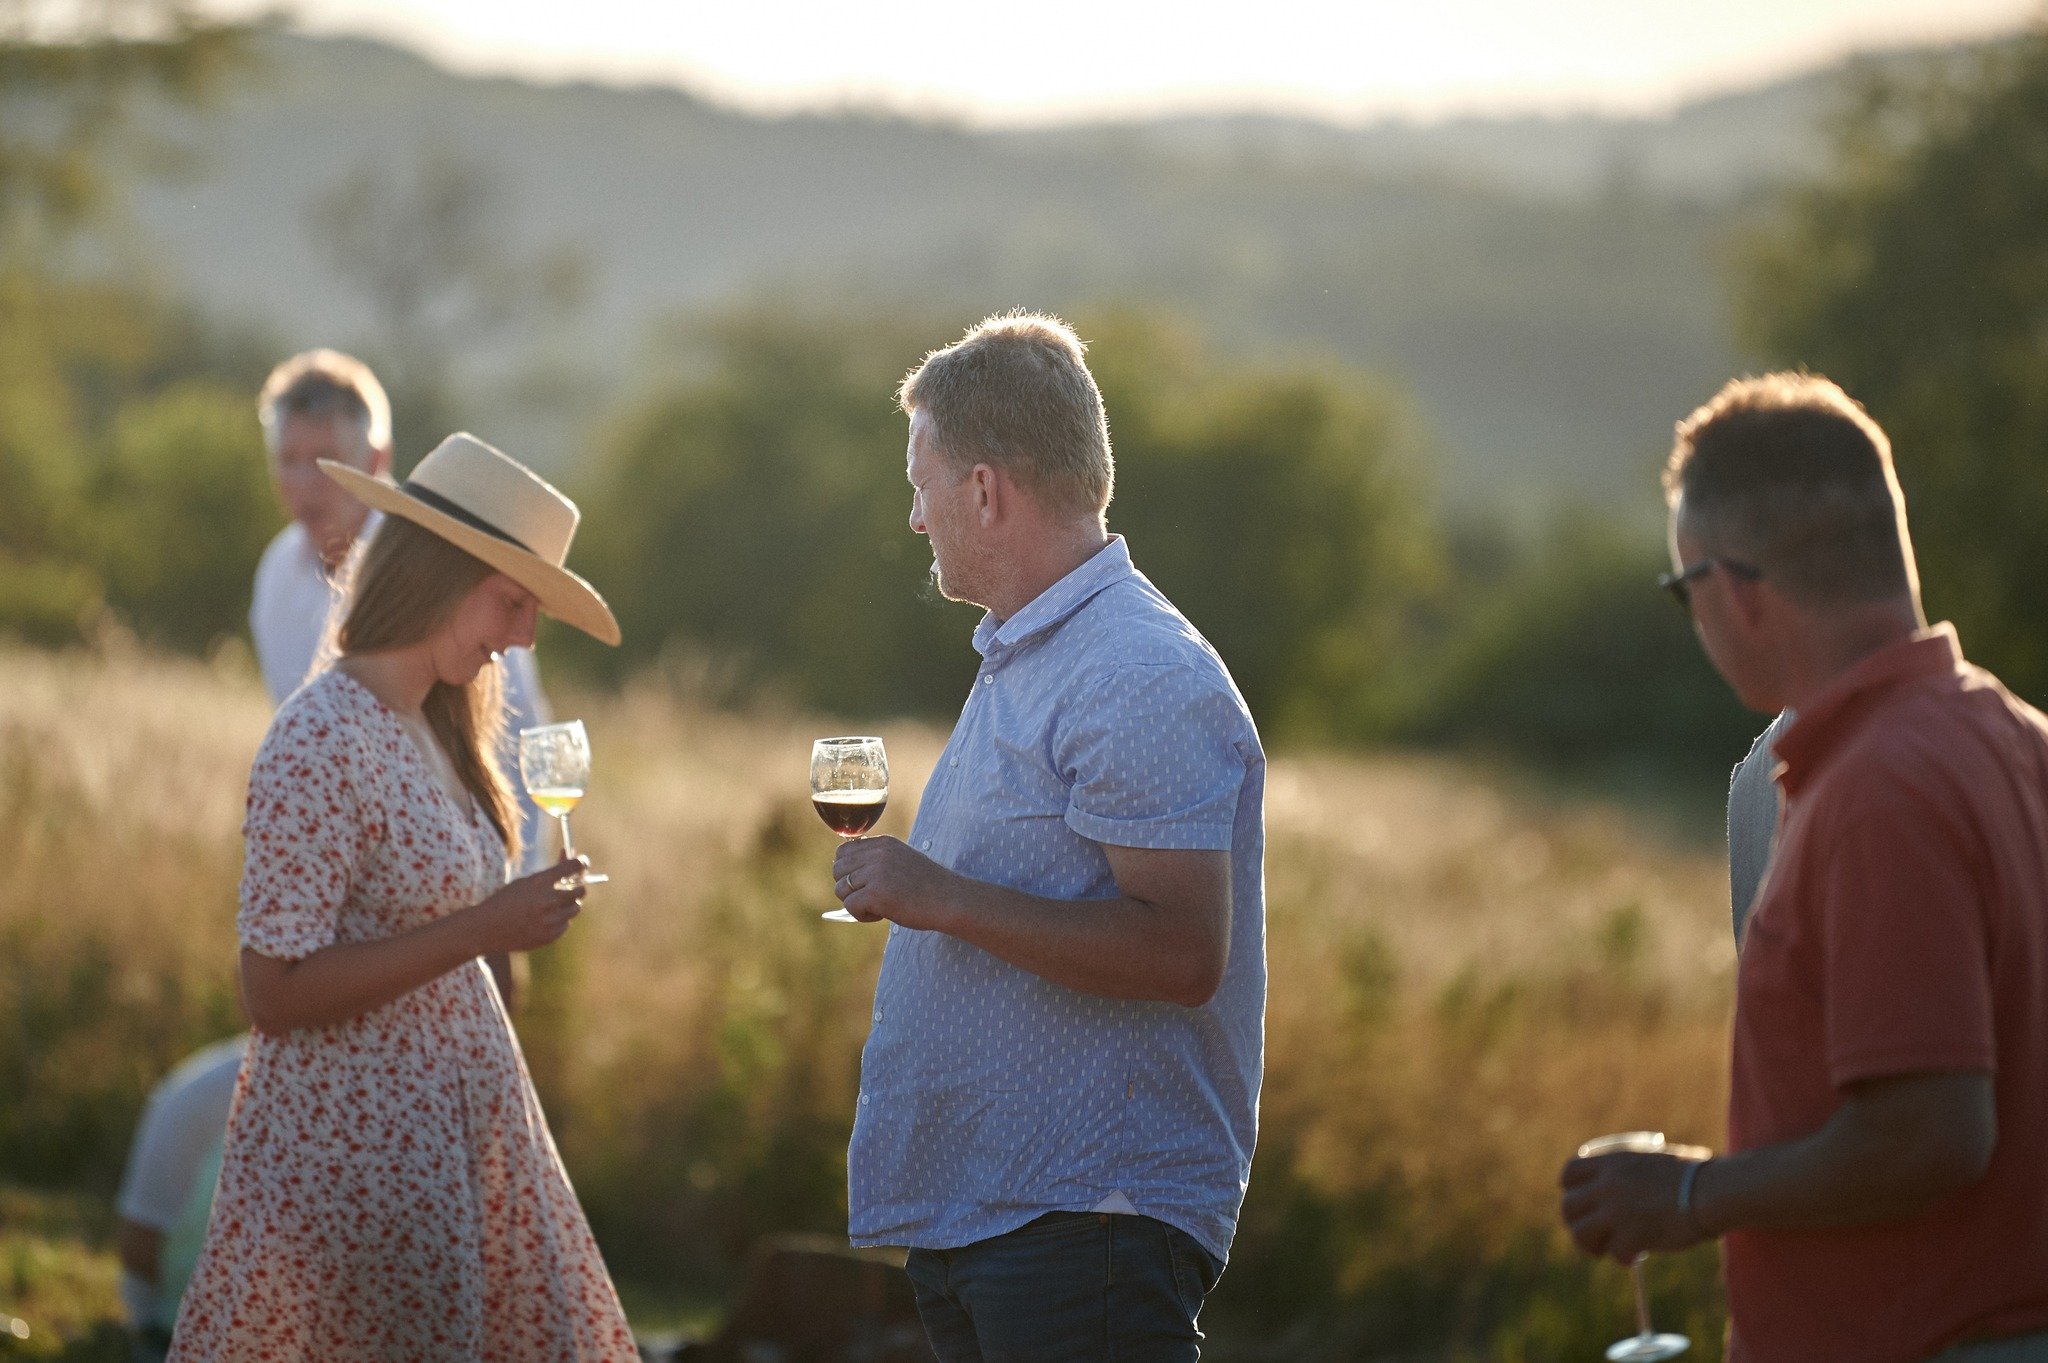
[{"xmin": 0, "ymin": 641, "xmax": 1739, "ymax": 1360}]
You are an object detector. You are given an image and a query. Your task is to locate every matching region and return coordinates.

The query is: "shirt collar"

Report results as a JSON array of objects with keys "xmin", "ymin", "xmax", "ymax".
[
  {"xmin": 971, "ymin": 535, "xmax": 1135, "ymax": 658},
  {"xmin": 1772, "ymin": 623, "xmax": 1964, "ymax": 796},
  {"xmin": 296, "ymin": 510, "xmax": 383, "ymax": 581}
]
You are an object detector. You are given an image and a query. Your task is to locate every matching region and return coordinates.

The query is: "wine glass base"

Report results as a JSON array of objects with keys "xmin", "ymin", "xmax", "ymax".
[
  {"xmin": 821, "ymin": 908, "xmax": 862, "ymax": 923},
  {"xmin": 1607, "ymin": 1333, "xmax": 1689, "ymax": 1362}
]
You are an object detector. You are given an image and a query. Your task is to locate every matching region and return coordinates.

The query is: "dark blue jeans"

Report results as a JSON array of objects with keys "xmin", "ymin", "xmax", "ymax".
[{"xmin": 904, "ymin": 1212, "xmax": 1224, "ymax": 1363}]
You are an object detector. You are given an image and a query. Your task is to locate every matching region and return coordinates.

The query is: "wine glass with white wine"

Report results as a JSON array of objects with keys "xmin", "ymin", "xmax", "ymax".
[
  {"xmin": 1577, "ymin": 1130, "xmax": 1691, "ymax": 1362},
  {"xmin": 518, "ymin": 720, "xmax": 609, "ymax": 885},
  {"xmin": 811, "ymin": 736, "xmax": 888, "ymax": 923}
]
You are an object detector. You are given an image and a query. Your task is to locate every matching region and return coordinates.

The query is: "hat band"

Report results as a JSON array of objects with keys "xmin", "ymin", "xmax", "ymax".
[{"xmin": 400, "ymin": 481, "xmax": 537, "ymax": 556}]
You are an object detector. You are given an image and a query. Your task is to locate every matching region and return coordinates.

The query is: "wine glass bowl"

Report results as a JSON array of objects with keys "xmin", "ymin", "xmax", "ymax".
[
  {"xmin": 518, "ymin": 720, "xmax": 609, "ymax": 885},
  {"xmin": 811, "ymin": 737, "xmax": 888, "ymax": 923},
  {"xmin": 1577, "ymin": 1131, "xmax": 1690, "ymax": 1363}
]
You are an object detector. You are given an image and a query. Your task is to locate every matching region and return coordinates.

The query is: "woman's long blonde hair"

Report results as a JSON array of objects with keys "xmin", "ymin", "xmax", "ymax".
[{"xmin": 336, "ymin": 517, "xmax": 521, "ymax": 861}]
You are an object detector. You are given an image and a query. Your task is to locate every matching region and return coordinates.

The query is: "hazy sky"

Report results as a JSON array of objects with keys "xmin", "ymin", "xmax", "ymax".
[{"xmin": 209, "ymin": 0, "xmax": 2037, "ymax": 123}]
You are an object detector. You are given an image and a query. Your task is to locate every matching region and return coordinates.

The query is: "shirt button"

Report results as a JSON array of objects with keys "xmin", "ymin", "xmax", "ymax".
[
  {"xmin": 921, "ymin": 839, "xmax": 932, "ymax": 851},
  {"xmin": 860, "ymin": 1094, "xmax": 871, "ymax": 1106},
  {"xmin": 873, "ymin": 1008, "xmax": 884, "ymax": 1022},
  {"xmin": 981, "ymin": 674, "xmax": 993, "ymax": 685},
  {"xmin": 950, "ymin": 757, "xmax": 959, "ymax": 767}
]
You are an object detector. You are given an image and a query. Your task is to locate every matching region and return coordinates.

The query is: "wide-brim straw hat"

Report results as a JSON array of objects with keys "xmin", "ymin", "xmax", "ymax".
[{"xmin": 320, "ymin": 432, "xmax": 621, "ymax": 646}]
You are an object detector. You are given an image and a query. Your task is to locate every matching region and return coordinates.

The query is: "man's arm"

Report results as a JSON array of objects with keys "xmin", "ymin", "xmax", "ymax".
[
  {"xmin": 1560, "ymin": 1069, "xmax": 1996, "ymax": 1262},
  {"xmin": 117, "ymin": 1218, "xmax": 164, "ymax": 1287},
  {"xmin": 832, "ymin": 838, "xmax": 1231, "ymax": 1007},
  {"xmin": 1694, "ymin": 1069, "xmax": 1994, "ymax": 1231}
]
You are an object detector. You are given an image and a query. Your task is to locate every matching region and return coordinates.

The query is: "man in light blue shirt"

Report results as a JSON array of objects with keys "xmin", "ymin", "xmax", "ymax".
[{"xmin": 832, "ymin": 312, "xmax": 1266, "ymax": 1362}]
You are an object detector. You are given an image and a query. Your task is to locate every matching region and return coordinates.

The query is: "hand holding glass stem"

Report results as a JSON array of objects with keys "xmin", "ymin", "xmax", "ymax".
[{"xmin": 1576, "ymin": 1131, "xmax": 1692, "ymax": 1362}]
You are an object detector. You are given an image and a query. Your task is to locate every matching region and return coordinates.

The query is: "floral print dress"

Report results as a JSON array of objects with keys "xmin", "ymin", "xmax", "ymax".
[{"xmin": 168, "ymin": 669, "xmax": 638, "ymax": 1362}]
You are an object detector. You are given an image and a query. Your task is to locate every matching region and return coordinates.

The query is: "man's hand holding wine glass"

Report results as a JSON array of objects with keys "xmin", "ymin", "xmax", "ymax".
[
  {"xmin": 831, "ymin": 836, "xmax": 968, "ymax": 930},
  {"xmin": 1560, "ymin": 1144, "xmax": 1715, "ymax": 1264}
]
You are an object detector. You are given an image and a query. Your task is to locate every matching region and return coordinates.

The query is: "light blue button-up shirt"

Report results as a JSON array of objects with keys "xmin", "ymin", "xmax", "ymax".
[{"xmin": 847, "ymin": 536, "xmax": 1266, "ymax": 1264}]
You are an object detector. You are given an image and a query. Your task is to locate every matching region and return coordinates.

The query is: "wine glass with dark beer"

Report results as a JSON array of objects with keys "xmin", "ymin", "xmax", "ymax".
[
  {"xmin": 1577, "ymin": 1130, "xmax": 1691, "ymax": 1362},
  {"xmin": 811, "ymin": 736, "xmax": 888, "ymax": 923}
]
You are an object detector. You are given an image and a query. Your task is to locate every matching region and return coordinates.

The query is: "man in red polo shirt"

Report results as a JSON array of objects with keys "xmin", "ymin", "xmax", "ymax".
[{"xmin": 1559, "ymin": 372, "xmax": 2048, "ymax": 1362}]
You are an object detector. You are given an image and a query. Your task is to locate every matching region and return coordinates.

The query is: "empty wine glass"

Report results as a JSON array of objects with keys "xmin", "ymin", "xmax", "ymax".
[
  {"xmin": 811, "ymin": 736, "xmax": 888, "ymax": 923},
  {"xmin": 1577, "ymin": 1130, "xmax": 1690, "ymax": 1362},
  {"xmin": 518, "ymin": 720, "xmax": 609, "ymax": 885}
]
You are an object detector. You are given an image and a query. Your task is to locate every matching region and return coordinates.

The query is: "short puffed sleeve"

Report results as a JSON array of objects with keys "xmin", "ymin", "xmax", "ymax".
[{"xmin": 236, "ymin": 693, "xmax": 377, "ymax": 961}]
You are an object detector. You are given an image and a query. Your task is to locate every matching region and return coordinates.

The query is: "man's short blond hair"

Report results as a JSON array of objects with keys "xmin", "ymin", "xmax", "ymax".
[
  {"xmin": 257, "ymin": 349, "xmax": 391, "ymax": 453},
  {"xmin": 897, "ymin": 311, "xmax": 1113, "ymax": 516}
]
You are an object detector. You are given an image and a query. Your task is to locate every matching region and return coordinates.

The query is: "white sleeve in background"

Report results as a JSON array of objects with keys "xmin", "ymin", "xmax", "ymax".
[
  {"xmin": 499, "ymin": 646, "xmax": 554, "ymax": 875},
  {"xmin": 115, "ymin": 1036, "xmax": 249, "ymax": 1232},
  {"xmin": 249, "ymin": 525, "xmax": 341, "ymax": 707},
  {"xmin": 1728, "ymin": 708, "xmax": 1793, "ymax": 948}
]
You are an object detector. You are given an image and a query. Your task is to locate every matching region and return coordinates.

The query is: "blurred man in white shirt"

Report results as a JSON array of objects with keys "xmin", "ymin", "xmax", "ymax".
[
  {"xmin": 114, "ymin": 1036, "xmax": 248, "ymax": 1359},
  {"xmin": 249, "ymin": 351, "xmax": 551, "ymax": 862}
]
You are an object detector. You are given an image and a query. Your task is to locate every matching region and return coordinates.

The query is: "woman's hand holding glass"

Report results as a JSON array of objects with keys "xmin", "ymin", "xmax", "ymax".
[{"xmin": 471, "ymin": 857, "xmax": 589, "ymax": 953}]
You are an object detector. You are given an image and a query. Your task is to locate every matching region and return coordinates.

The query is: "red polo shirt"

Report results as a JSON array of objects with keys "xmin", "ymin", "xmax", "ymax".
[{"xmin": 1726, "ymin": 625, "xmax": 2048, "ymax": 1363}]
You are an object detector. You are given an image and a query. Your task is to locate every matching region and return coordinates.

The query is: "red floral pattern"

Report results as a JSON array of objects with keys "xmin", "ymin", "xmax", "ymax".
[{"xmin": 169, "ymin": 670, "xmax": 638, "ymax": 1362}]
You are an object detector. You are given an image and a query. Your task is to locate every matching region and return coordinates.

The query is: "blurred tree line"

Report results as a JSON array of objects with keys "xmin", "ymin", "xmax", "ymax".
[
  {"xmin": 0, "ymin": 0, "xmax": 276, "ymax": 650},
  {"xmin": 5, "ymin": 9, "xmax": 2044, "ymax": 781},
  {"xmin": 1741, "ymin": 26, "xmax": 2048, "ymax": 705}
]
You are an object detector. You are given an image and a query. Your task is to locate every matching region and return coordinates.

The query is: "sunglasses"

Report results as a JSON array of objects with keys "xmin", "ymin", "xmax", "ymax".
[{"xmin": 1657, "ymin": 557, "xmax": 1763, "ymax": 614}]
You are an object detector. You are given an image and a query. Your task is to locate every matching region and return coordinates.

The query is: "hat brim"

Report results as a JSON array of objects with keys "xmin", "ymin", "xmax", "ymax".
[{"xmin": 320, "ymin": 461, "xmax": 621, "ymax": 646}]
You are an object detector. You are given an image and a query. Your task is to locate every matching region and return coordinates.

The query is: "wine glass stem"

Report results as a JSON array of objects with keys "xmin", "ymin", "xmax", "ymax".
[
  {"xmin": 558, "ymin": 812, "xmax": 577, "ymax": 861},
  {"xmin": 1631, "ymin": 1257, "xmax": 1654, "ymax": 1336}
]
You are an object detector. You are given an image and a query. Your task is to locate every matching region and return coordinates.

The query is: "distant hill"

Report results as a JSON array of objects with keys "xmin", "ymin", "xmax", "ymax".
[{"xmin": 116, "ymin": 29, "xmax": 1977, "ymax": 513}]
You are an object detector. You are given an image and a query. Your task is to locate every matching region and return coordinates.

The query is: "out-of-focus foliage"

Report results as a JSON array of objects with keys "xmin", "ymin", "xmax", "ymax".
[
  {"xmin": 0, "ymin": 267, "xmax": 275, "ymax": 650},
  {"xmin": 0, "ymin": 3, "xmax": 271, "ymax": 651},
  {"xmin": 1089, "ymin": 315, "xmax": 1441, "ymax": 741},
  {"xmin": 0, "ymin": 0, "xmax": 245, "ymax": 249},
  {"xmin": 571, "ymin": 311, "xmax": 976, "ymax": 715},
  {"xmin": 1741, "ymin": 26, "xmax": 2048, "ymax": 704},
  {"xmin": 573, "ymin": 309, "xmax": 1441, "ymax": 742},
  {"xmin": 307, "ymin": 145, "xmax": 592, "ymax": 464},
  {"xmin": 92, "ymin": 381, "xmax": 275, "ymax": 649},
  {"xmin": 1402, "ymin": 520, "xmax": 1760, "ymax": 778}
]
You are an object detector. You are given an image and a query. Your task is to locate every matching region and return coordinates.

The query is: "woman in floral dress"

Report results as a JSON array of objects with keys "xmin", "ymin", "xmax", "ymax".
[{"xmin": 170, "ymin": 434, "xmax": 637, "ymax": 1362}]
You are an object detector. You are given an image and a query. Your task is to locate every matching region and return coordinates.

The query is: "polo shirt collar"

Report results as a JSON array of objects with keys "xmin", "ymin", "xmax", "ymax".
[
  {"xmin": 1773, "ymin": 623, "xmax": 1964, "ymax": 796},
  {"xmin": 972, "ymin": 535, "xmax": 1135, "ymax": 658}
]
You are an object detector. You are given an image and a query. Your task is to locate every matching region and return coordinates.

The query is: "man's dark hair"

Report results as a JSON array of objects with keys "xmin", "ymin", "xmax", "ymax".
[{"xmin": 1664, "ymin": 372, "xmax": 1915, "ymax": 607}]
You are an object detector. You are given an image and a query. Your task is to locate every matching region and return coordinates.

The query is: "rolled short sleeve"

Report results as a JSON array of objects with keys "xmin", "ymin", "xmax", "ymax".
[
  {"xmin": 1056, "ymin": 664, "xmax": 1249, "ymax": 851},
  {"xmin": 1818, "ymin": 776, "xmax": 1996, "ymax": 1088},
  {"xmin": 237, "ymin": 705, "xmax": 371, "ymax": 961}
]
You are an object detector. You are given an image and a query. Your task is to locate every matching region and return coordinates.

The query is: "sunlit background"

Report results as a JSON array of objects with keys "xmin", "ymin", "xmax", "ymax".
[
  {"xmin": 5, "ymin": 0, "xmax": 2047, "ymax": 1357},
  {"xmin": 205, "ymin": 0, "xmax": 2031, "ymax": 121}
]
